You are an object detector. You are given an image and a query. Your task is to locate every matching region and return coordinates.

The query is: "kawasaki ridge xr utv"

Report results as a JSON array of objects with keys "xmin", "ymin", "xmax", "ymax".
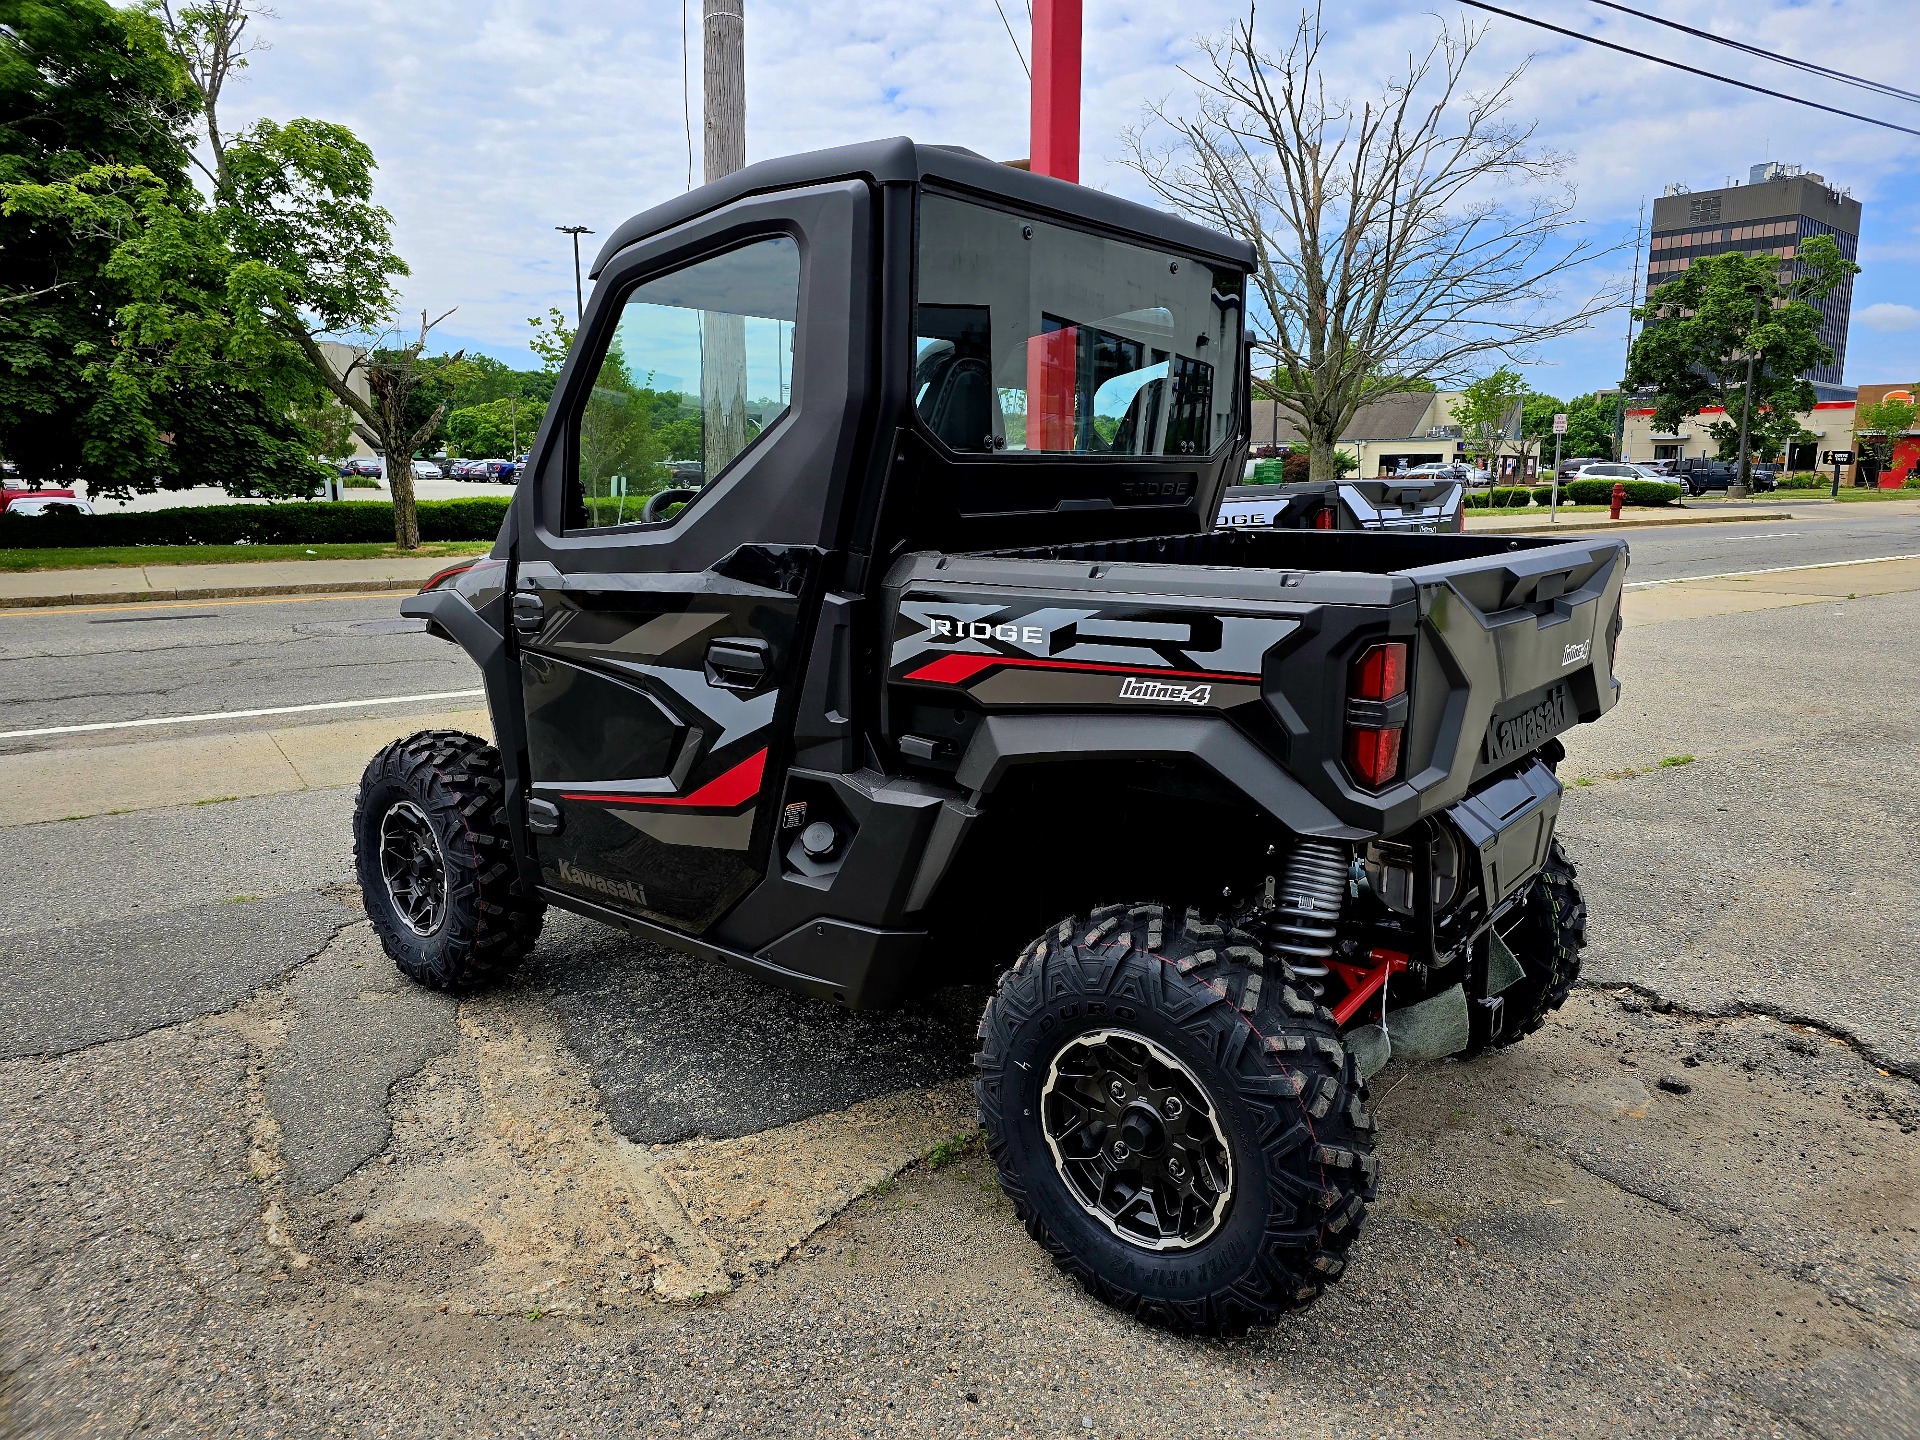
[{"xmin": 353, "ymin": 139, "xmax": 1625, "ymax": 1336}]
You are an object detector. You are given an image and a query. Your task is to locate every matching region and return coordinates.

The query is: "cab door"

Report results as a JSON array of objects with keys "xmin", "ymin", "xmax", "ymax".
[{"xmin": 507, "ymin": 182, "xmax": 873, "ymax": 932}]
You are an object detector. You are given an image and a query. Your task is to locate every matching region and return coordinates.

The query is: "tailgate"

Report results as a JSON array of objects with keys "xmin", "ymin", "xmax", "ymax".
[{"xmin": 1405, "ymin": 539, "xmax": 1627, "ymax": 790}]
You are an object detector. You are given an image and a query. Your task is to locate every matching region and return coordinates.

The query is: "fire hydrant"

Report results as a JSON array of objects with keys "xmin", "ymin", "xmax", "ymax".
[{"xmin": 1609, "ymin": 480, "xmax": 1626, "ymax": 520}]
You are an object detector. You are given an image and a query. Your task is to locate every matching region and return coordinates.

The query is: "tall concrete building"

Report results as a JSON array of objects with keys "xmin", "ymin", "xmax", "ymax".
[{"xmin": 1646, "ymin": 162, "xmax": 1862, "ymax": 387}]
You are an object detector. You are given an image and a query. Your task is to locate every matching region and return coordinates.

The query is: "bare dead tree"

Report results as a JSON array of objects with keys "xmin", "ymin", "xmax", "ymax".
[
  {"xmin": 157, "ymin": 1, "xmax": 274, "ymax": 192},
  {"xmin": 322, "ymin": 308, "xmax": 461, "ymax": 548},
  {"xmin": 1122, "ymin": 4, "xmax": 1622, "ymax": 481}
]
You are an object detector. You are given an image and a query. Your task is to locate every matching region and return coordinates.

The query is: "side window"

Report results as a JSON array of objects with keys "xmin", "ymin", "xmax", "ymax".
[{"xmin": 569, "ymin": 235, "xmax": 800, "ymax": 530}]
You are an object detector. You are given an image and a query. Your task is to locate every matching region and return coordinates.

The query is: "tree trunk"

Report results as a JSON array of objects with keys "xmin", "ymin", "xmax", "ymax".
[
  {"xmin": 385, "ymin": 441, "xmax": 420, "ymax": 549},
  {"xmin": 1308, "ymin": 428, "xmax": 1337, "ymax": 483}
]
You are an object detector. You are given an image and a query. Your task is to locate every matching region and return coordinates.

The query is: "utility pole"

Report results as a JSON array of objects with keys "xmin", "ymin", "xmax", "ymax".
[
  {"xmin": 1030, "ymin": 0, "xmax": 1082, "ymax": 182},
  {"xmin": 1730, "ymin": 294, "xmax": 1764, "ymax": 499},
  {"xmin": 703, "ymin": 0, "xmax": 746, "ymax": 182},
  {"xmin": 701, "ymin": 0, "xmax": 749, "ymax": 475},
  {"xmin": 556, "ymin": 225, "xmax": 593, "ymax": 322},
  {"xmin": 1616, "ymin": 198, "xmax": 1645, "ymax": 463}
]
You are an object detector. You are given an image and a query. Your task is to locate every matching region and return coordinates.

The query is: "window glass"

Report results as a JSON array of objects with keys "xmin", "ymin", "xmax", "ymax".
[
  {"xmin": 569, "ymin": 236, "xmax": 799, "ymax": 529},
  {"xmin": 913, "ymin": 193, "xmax": 1242, "ymax": 457}
]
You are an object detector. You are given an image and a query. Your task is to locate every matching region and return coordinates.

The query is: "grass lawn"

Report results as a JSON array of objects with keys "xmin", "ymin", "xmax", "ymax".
[{"xmin": 0, "ymin": 540, "xmax": 495, "ymax": 573}]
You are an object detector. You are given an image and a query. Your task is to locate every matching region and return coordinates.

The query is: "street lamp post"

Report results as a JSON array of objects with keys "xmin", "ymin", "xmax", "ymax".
[{"xmin": 556, "ymin": 225, "xmax": 594, "ymax": 323}]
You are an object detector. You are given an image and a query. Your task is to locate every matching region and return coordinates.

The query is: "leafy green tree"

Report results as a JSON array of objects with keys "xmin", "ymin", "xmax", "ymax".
[
  {"xmin": 528, "ymin": 307, "xmax": 575, "ymax": 374},
  {"xmin": 1561, "ymin": 392, "xmax": 1620, "ymax": 460},
  {"xmin": 1626, "ymin": 235, "xmax": 1858, "ymax": 487},
  {"xmin": 1457, "ymin": 366, "xmax": 1527, "ymax": 475},
  {"xmin": 0, "ymin": 0, "xmax": 321, "ymax": 495},
  {"xmin": 577, "ymin": 345, "xmax": 670, "ymax": 523},
  {"xmin": 446, "ymin": 395, "xmax": 545, "ymax": 458},
  {"xmin": 1855, "ymin": 388, "xmax": 1919, "ymax": 469}
]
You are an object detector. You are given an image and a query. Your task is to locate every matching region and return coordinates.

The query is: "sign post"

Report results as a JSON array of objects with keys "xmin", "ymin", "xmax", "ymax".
[
  {"xmin": 1549, "ymin": 413, "xmax": 1567, "ymax": 521},
  {"xmin": 1822, "ymin": 449, "xmax": 1854, "ymax": 499}
]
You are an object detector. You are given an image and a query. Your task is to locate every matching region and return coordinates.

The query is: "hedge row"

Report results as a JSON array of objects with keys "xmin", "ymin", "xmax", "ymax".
[
  {"xmin": 1526, "ymin": 479, "xmax": 1681, "ymax": 507},
  {"xmin": 1462, "ymin": 486, "xmax": 1535, "ymax": 509},
  {"xmin": 0, "ymin": 497, "xmax": 512, "ymax": 549}
]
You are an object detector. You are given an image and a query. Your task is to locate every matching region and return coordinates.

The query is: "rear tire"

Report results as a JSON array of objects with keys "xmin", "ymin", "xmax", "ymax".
[
  {"xmin": 1477, "ymin": 838, "xmax": 1586, "ymax": 1050},
  {"xmin": 975, "ymin": 904, "xmax": 1376, "ymax": 1336},
  {"xmin": 353, "ymin": 729, "xmax": 543, "ymax": 991}
]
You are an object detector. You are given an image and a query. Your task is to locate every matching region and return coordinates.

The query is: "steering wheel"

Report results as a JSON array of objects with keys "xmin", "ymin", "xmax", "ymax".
[{"xmin": 641, "ymin": 487, "xmax": 697, "ymax": 523}]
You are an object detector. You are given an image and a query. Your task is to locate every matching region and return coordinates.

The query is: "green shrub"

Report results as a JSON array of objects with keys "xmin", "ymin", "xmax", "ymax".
[
  {"xmin": 1774, "ymin": 472, "xmax": 1826, "ymax": 490},
  {"xmin": 1560, "ymin": 478, "xmax": 1681, "ymax": 507},
  {"xmin": 342, "ymin": 476, "xmax": 381, "ymax": 490},
  {"xmin": 1489, "ymin": 486, "xmax": 1532, "ymax": 508},
  {"xmin": 0, "ymin": 497, "xmax": 511, "ymax": 549},
  {"xmin": 1904, "ymin": 474, "xmax": 1920, "ymax": 489}
]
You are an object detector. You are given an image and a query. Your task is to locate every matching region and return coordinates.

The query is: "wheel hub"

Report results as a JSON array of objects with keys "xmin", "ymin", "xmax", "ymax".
[
  {"xmin": 1040, "ymin": 1028, "xmax": 1233, "ymax": 1251},
  {"xmin": 378, "ymin": 800, "xmax": 448, "ymax": 937}
]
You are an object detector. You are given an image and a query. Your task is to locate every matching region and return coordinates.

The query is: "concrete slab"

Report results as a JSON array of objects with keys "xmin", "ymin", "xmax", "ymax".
[
  {"xmin": 0, "ymin": 706, "xmax": 491, "ymax": 826},
  {"xmin": 1624, "ymin": 554, "xmax": 1920, "ymax": 626}
]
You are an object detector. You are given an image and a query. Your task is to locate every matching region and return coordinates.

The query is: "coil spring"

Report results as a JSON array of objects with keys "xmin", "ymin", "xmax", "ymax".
[{"xmin": 1266, "ymin": 840, "xmax": 1349, "ymax": 987}]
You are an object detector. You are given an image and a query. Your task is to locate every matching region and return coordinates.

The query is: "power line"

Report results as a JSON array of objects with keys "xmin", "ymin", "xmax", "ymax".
[
  {"xmin": 1453, "ymin": 0, "xmax": 1920, "ymax": 140},
  {"xmin": 990, "ymin": 0, "xmax": 1029, "ymax": 76},
  {"xmin": 681, "ymin": 0, "xmax": 694, "ymax": 190},
  {"xmin": 1585, "ymin": 0, "xmax": 1920, "ymax": 107}
]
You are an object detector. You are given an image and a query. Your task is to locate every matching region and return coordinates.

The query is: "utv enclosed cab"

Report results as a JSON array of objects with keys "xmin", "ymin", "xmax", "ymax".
[{"xmin": 368, "ymin": 138, "xmax": 1625, "ymax": 1336}]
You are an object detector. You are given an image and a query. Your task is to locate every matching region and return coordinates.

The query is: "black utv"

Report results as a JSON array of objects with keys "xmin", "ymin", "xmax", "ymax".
[{"xmin": 354, "ymin": 139, "xmax": 1625, "ymax": 1336}]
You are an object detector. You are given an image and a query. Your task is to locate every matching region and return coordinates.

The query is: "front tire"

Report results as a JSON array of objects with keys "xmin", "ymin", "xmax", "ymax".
[
  {"xmin": 353, "ymin": 729, "xmax": 544, "ymax": 991},
  {"xmin": 975, "ymin": 904, "xmax": 1376, "ymax": 1335}
]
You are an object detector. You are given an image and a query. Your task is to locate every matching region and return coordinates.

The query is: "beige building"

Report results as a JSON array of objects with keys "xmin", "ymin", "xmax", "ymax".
[
  {"xmin": 1251, "ymin": 390, "xmax": 1537, "ymax": 478},
  {"xmin": 1622, "ymin": 399, "xmax": 1857, "ymax": 471},
  {"xmin": 316, "ymin": 341, "xmax": 380, "ymax": 459}
]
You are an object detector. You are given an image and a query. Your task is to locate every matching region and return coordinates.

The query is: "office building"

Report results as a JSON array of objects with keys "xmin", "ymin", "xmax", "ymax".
[{"xmin": 1645, "ymin": 162, "xmax": 1862, "ymax": 386}]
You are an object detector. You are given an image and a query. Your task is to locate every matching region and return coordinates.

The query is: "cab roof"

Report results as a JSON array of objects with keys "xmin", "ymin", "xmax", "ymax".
[{"xmin": 589, "ymin": 136, "xmax": 1255, "ymax": 279}]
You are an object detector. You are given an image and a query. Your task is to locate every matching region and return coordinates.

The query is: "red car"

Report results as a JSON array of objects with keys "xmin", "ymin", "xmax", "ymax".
[{"xmin": 1, "ymin": 485, "xmax": 80, "ymax": 515}]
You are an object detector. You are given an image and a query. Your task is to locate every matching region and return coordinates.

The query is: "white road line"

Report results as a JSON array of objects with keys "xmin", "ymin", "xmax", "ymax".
[
  {"xmin": 1626, "ymin": 552, "xmax": 1920, "ymax": 590},
  {"xmin": 0, "ymin": 689, "xmax": 485, "ymax": 741}
]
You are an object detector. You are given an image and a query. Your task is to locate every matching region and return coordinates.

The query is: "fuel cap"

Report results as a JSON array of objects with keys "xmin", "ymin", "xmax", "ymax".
[{"xmin": 799, "ymin": 820, "xmax": 838, "ymax": 860}]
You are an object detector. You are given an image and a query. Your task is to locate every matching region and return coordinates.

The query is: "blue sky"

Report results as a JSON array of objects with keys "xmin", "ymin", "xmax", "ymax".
[{"xmin": 224, "ymin": 0, "xmax": 1920, "ymax": 398}]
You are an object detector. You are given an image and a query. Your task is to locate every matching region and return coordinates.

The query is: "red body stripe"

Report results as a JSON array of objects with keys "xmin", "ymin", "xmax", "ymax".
[
  {"xmin": 557, "ymin": 749, "xmax": 766, "ymax": 810},
  {"xmin": 902, "ymin": 653, "xmax": 1258, "ymax": 686}
]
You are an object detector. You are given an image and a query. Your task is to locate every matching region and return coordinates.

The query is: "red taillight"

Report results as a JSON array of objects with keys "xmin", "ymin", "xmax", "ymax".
[
  {"xmin": 1346, "ymin": 642, "xmax": 1408, "ymax": 788},
  {"xmin": 420, "ymin": 560, "xmax": 478, "ymax": 593},
  {"xmin": 1313, "ymin": 505, "xmax": 1336, "ymax": 530},
  {"xmin": 1351, "ymin": 642, "xmax": 1407, "ymax": 702}
]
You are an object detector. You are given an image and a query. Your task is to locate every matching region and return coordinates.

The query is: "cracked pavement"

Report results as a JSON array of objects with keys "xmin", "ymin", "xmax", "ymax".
[{"xmin": 0, "ymin": 576, "xmax": 1916, "ymax": 1436}]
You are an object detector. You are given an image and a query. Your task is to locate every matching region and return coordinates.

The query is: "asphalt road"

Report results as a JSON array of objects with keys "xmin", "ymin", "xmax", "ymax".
[
  {"xmin": 1550, "ymin": 498, "xmax": 1920, "ymax": 583},
  {"xmin": 2, "ymin": 499, "xmax": 1916, "ymax": 745},
  {"xmin": 0, "ymin": 594, "xmax": 477, "ymax": 744}
]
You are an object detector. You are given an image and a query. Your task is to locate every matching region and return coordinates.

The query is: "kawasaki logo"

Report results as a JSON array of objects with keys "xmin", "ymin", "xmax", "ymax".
[
  {"xmin": 1118, "ymin": 676, "xmax": 1212, "ymax": 706},
  {"xmin": 553, "ymin": 858, "xmax": 647, "ymax": 906}
]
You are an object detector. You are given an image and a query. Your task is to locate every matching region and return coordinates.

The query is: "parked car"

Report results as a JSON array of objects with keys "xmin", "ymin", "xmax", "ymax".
[
  {"xmin": 0, "ymin": 485, "xmax": 82, "ymax": 516},
  {"xmin": 1672, "ymin": 459, "xmax": 1777, "ymax": 495},
  {"xmin": 1571, "ymin": 461, "xmax": 1674, "ymax": 488},
  {"xmin": 1553, "ymin": 456, "xmax": 1610, "ymax": 481},
  {"xmin": 1, "ymin": 495, "xmax": 95, "ymax": 518},
  {"xmin": 346, "ymin": 457, "xmax": 384, "ymax": 478},
  {"xmin": 410, "ymin": 459, "xmax": 442, "ymax": 480}
]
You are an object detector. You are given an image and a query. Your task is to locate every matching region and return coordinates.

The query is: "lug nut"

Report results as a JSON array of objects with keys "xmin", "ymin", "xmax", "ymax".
[
  {"xmin": 1166, "ymin": 1157, "xmax": 1187, "ymax": 1179},
  {"xmin": 1163, "ymin": 1096, "xmax": 1184, "ymax": 1119},
  {"xmin": 1108, "ymin": 1079, "xmax": 1127, "ymax": 1100},
  {"xmin": 1110, "ymin": 1141, "xmax": 1131, "ymax": 1161}
]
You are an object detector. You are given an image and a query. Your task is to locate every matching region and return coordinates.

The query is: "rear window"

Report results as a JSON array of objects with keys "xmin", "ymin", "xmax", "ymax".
[{"xmin": 913, "ymin": 193, "xmax": 1242, "ymax": 458}]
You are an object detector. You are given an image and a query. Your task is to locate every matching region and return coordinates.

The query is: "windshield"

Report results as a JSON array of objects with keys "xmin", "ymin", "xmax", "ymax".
[{"xmin": 913, "ymin": 193, "xmax": 1243, "ymax": 458}]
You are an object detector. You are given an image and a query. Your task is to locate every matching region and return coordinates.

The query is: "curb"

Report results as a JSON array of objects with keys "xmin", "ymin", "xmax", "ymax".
[
  {"xmin": 1469, "ymin": 510, "xmax": 1793, "ymax": 536},
  {"xmin": 0, "ymin": 577, "xmax": 421, "ymax": 612}
]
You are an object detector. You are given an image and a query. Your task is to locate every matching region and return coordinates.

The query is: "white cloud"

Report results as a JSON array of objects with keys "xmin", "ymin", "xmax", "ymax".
[
  {"xmin": 222, "ymin": 0, "xmax": 1920, "ymax": 390},
  {"xmin": 1859, "ymin": 303, "xmax": 1920, "ymax": 333}
]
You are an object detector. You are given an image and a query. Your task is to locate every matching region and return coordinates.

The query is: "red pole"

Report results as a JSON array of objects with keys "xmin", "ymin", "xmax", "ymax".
[{"xmin": 1030, "ymin": 0, "xmax": 1082, "ymax": 182}]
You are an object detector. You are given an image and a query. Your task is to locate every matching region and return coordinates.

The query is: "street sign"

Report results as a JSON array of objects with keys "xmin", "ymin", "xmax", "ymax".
[
  {"xmin": 1552, "ymin": 413, "xmax": 1568, "ymax": 435},
  {"xmin": 1822, "ymin": 450, "xmax": 1854, "ymax": 465}
]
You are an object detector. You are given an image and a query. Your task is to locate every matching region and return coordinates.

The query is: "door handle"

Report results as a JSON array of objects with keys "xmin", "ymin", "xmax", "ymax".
[
  {"xmin": 704, "ymin": 637, "xmax": 770, "ymax": 692},
  {"xmin": 511, "ymin": 590, "xmax": 545, "ymax": 640}
]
